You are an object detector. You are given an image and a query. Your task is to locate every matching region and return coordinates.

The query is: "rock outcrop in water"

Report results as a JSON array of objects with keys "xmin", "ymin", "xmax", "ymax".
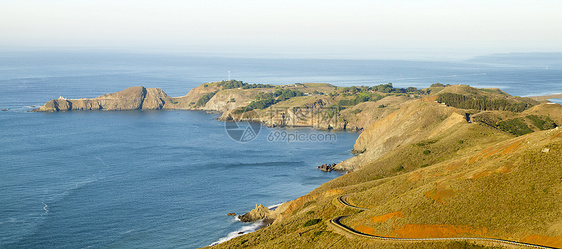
[
  {"xmin": 238, "ymin": 204, "xmax": 274, "ymax": 223},
  {"xmin": 317, "ymin": 163, "xmax": 338, "ymax": 172},
  {"xmin": 36, "ymin": 86, "xmax": 172, "ymax": 112},
  {"xmin": 237, "ymin": 203, "xmax": 292, "ymax": 225},
  {"xmin": 35, "ymin": 86, "xmax": 174, "ymax": 112}
]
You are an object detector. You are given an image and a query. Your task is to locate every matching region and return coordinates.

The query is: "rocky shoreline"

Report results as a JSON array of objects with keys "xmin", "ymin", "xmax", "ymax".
[
  {"xmin": 316, "ymin": 163, "xmax": 339, "ymax": 172},
  {"xmin": 236, "ymin": 204, "xmax": 277, "ymax": 224},
  {"xmin": 32, "ymin": 83, "xmax": 386, "ymax": 132}
]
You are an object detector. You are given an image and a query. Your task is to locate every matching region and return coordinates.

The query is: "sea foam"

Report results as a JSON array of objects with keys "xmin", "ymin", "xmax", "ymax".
[
  {"xmin": 209, "ymin": 203, "xmax": 284, "ymax": 246},
  {"xmin": 209, "ymin": 220, "xmax": 266, "ymax": 246}
]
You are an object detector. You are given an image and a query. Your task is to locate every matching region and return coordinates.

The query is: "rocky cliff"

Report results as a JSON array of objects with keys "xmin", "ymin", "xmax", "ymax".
[
  {"xmin": 36, "ymin": 86, "xmax": 174, "ymax": 111},
  {"xmin": 335, "ymin": 100, "xmax": 468, "ymax": 171}
]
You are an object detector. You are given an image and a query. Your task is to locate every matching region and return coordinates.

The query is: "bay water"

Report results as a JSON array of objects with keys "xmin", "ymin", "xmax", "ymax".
[{"xmin": 0, "ymin": 51, "xmax": 560, "ymax": 248}]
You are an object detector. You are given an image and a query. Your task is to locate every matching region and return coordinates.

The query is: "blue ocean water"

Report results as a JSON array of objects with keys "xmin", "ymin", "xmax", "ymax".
[{"xmin": 0, "ymin": 51, "xmax": 561, "ymax": 248}]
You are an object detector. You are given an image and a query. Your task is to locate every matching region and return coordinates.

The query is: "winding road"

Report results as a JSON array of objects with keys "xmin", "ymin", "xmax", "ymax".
[{"xmin": 330, "ymin": 195, "xmax": 558, "ymax": 249}]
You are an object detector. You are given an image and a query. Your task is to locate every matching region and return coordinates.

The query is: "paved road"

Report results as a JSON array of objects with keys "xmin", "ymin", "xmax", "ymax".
[
  {"xmin": 332, "ymin": 195, "xmax": 558, "ymax": 249},
  {"xmin": 337, "ymin": 195, "xmax": 369, "ymax": 210}
]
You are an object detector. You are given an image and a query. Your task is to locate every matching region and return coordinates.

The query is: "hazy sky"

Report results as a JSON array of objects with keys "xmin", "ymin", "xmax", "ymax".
[{"xmin": 1, "ymin": 0, "xmax": 561, "ymax": 59}]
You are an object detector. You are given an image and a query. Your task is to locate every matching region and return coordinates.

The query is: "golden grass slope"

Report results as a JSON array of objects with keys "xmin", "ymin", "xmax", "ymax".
[
  {"xmin": 208, "ymin": 101, "xmax": 562, "ymax": 249},
  {"xmin": 336, "ymin": 100, "xmax": 475, "ymax": 171},
  {"xmin": 342, "ymin": 128, "xmax": 562, "ymax": 245}
]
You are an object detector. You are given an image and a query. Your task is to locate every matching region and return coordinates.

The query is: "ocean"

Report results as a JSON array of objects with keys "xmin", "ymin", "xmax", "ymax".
[{"xmin": 0, "ymin": 51, "xmax": 561, "ymax": 248}]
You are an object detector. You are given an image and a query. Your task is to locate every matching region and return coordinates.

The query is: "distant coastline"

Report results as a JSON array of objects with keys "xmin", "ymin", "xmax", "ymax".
[{"xmin": 528, "ymin": 93, "xmax": 562, "ymax": 100}]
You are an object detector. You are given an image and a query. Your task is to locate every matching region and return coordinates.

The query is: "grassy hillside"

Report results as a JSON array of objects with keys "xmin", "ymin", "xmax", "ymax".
[{"xmin": 207, "ymin": 86, "xmax": 562, "ymax": 248}]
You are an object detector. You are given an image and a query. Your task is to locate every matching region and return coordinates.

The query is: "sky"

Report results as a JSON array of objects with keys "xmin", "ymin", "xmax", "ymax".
[{"xmin": 1, "ymin": 0, "xmax": 561, "ymax": 60}]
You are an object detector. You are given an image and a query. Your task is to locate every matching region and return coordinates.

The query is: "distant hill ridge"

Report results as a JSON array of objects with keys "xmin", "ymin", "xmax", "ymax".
[{"xmin": 35, "ymin": 81, "xmax": 560, "ymax": 134}]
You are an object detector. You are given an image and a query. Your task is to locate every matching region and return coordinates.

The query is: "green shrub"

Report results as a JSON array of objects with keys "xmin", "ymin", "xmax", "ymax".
[
  {"xmin": 417, "ymin": 140, "xmax": 437, "ymax": 146},
  {"xmin": 351, "ymin": 109, "xmax": 362, "ymax": 114},
  {"xmin": 274, "ymin": 89, "xmax": 304, "ymax": 100},
  {"xmin": 303, "ymin": 219, "xmax": 322, "ymax": 227},
  {"xmin": 496, "ymin": 118, "xmax": 534, "ymax": 136},
  {"xmin": 217, "ymin": 80, "xmax": 274, "ymax": 89},
  {"xmin": 195, "ymin": 91, "xmax": 218, "ymax": 107},
  {"xmin": 526, "ymin": 115, "xmax": 557, "ymax": 130},
  {"xmin": 436, "ymin": 93, "xmax": 535, "ymax": 112},
  {"xmin": 247, "ymin": 98, "xmax": 276, "ymax": 109},
  {"xmin": 338, "ymin": 92, "xmax": 383, "ymax": 106},
  {"xmin": 431, "ymin": 83, "xmax": 445, "ymax": 87},
  {"xmin": 232, "ymin": 107, "xmax": 252, "ymax": 115}
]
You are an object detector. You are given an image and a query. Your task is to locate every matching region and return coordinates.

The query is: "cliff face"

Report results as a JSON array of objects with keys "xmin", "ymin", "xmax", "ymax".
[
  {"xmin": 203, "ymin": 89, "xmax": 268, "ymax": 113},
  {"xmin": 167, "ymin": 83, "xmax": 222, "ymax": 109},
  {"xmin": 336, "ymin": 100, "xmax": 467, "ymax": 170},
  {"xmin": 36, "ymin": 86, "xmax": 173, "ymax": 112},
  {"xmin": 339, "ymin": 95, "xmax": 412, "ymax": 132}
]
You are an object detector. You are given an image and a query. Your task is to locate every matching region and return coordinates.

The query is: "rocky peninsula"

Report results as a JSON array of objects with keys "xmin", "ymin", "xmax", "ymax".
[{"xmin": 35, "ymin": 81, "xmax": 420, "ymax": 132}]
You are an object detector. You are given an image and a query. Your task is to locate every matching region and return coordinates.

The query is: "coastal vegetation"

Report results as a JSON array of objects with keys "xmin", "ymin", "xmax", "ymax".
[
  {"xmin": 471, "ymin": 112, "xmax": 558, "ymax": 136},
  {"xmin": 216, "ymin": 80, "xmax": 275, "ymax": 89},
  {"xmin": 338, "ymin": 92, "xmax": 384, "ymax": 107},
  {"xmin": 436, "ymin": 92, "xmax": 536, "ymax": 112},
  {"xmin": 245, "ymin": 89, "xmax": 306, "ymax": 109},
  {"xmin": 526, "ymin": 115, "xmax": 557, "ymax": 130},
  {"xmin": 195, "ymin": 91, "xmax": 218, "ymax": 107}
]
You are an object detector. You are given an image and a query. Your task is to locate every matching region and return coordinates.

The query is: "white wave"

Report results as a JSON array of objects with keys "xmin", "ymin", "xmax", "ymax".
[
  {"xmin": 268, "ymin": 202, "xmax": 284, "ymax": 211},
  {"xmin": 42, "ymin": 163, "xmax": 105, "ymax": 212},
  {"xmin": 209, "ymin": 202, "xmax": 285, "ymax": 246},
  {"xmin": 42, "ymin": 202, "xmax": 49, "ymax": 214},
  {"xmin": 209, "ymin": 220, "xmax": 266, "ymax": 246}
]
